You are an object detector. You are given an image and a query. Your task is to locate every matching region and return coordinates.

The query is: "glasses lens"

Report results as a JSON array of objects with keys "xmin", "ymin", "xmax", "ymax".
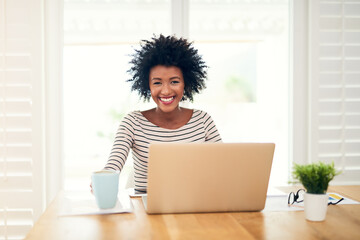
[
  {"xmin": 288, "ymin": 192, "xmax": 295, "ymax": 205},
  {"xmin": 296, "ymin": 189, "xmax": 305, "ymax": 203}
]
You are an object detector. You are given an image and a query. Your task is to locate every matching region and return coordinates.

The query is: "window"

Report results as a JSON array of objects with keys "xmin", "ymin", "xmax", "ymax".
[{"xmin": 63, "ymin": 0, "xmax": 290, "ymax": 190}]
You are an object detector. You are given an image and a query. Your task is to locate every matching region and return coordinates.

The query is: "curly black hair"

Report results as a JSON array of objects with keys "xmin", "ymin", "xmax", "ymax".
[{"xmin": 127, "ymin": 34, "xmax": 208, "ymax": 102}]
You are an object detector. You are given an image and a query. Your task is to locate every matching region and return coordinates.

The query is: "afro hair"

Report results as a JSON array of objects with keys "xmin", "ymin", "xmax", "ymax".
[{"xmin": 127, "ymin": 34, "xmax": 208, "ymax": 102}]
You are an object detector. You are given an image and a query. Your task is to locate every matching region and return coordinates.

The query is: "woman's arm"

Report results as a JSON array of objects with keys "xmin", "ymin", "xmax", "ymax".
[
  {"xmin": 203, "ymin": 112, "xmax": 222, "ymax": 142},
  {"xmin": 104, "ymin": 113, "xmax": 135, "ymax": 171}
]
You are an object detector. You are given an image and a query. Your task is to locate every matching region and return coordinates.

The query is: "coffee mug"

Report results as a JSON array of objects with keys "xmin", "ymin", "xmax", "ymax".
[{"xmin": 91, "ymin": 170, "xmax": 119, "ymax": 209}]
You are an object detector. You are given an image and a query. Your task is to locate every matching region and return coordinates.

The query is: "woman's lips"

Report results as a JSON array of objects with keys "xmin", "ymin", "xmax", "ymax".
[{"xmin": 159, "ymin": 96, "xmax": 175, "ymax": 105}]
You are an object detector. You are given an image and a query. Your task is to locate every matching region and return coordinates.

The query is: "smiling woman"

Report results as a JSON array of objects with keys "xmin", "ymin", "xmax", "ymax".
[{"xmin": 102, "ymin": 35, "xmax": 222, "ymax": 192}]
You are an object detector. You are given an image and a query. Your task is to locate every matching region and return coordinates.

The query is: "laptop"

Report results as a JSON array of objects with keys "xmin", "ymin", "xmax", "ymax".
[{"xmin": 142, "ymin": 142, "xmax": 275, "ymax": 214}]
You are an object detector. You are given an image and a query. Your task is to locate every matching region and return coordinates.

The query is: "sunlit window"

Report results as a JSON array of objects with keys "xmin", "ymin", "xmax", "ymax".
[{"xmin": 63, "ymin": 0, "xmax": 289, "ymax": 190}]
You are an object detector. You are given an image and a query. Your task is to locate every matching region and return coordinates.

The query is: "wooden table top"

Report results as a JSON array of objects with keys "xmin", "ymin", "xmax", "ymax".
[{"xmin": 25, "ymin": 185, "xmax": 360, "ymax": 240}]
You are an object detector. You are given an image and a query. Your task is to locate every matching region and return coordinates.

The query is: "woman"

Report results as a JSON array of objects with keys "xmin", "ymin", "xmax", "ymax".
[{"xmin": 103, "ymin": 35, "xmax": 222, "ymax": 192}]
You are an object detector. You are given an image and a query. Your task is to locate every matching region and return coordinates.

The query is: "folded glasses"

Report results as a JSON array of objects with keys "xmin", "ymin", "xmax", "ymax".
[{"xmin": 288, "ymin": 189, "xmax": 344, "ymax": 206}]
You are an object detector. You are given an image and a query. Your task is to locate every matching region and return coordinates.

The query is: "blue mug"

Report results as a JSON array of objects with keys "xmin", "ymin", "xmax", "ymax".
[{"xmin": 92, "ymin": 170, "xmax": 119, "ymax": 209}]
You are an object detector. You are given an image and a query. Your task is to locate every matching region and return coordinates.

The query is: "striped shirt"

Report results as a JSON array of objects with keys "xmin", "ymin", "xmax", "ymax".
[{"xmin": 104, "ymin": 109, "xmax": 222, "ymax": 190}]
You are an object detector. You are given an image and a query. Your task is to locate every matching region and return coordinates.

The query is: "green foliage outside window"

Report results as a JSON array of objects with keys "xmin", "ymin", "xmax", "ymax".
[
  {"xmin": 224, "ymin": 75, "xmax": 256, "ymax": 102},
  {"xmin": 97, "ymin": 108, "xmax": 127, "ymax": 142}
]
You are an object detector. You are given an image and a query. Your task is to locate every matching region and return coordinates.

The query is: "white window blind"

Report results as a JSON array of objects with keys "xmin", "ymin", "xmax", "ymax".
[
  {"xmin": 0, "ymin": 0, "xmax": 45, "ymax": 239},
  {"xmin": 309, "ymin": 0, "xmax": 360, "ymax": 184}
]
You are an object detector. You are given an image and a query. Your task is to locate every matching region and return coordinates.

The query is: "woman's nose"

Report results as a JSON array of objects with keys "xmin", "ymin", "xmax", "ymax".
[{"xmin": 161, "ymin": 83, "xmax": 171, "ymax": 95}]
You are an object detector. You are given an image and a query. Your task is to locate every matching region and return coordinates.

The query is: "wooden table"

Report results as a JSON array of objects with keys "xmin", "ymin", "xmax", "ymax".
[{"xmin": 25, "ymin": 186, "xmax": 360, "ymax": 240}]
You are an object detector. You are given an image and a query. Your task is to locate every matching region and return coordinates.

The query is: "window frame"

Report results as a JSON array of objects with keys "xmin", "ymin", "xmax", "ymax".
[
  {"xmin": 290, "ymin": 0, "xmax": 309, "ymax": 169},
  {"xmin": 44, "ymin": 0, "xmax": 64, "ymax": 205}
]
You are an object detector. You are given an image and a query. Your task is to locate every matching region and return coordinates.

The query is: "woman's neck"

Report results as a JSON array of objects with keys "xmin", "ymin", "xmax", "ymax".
[
  {"xmin": 141, "ymin": 107, "xmax": 193, "ymax": 130},
  {"xmin": 154, "ymin": 106, "xmax": 183, "ymax": 121}
]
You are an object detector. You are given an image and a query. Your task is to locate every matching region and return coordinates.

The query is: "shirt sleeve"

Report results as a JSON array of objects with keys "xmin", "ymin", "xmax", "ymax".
[
  {"xmin": 203, "ymin": 112, "xmax": 222, "ymax": 142},
  {"xmin": 104, "ymin": 113, "xmax": 135, "ymax": 171}
]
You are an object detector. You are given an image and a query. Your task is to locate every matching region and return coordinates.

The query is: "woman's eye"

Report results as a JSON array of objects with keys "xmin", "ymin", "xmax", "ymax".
[
  {"xmin": 153, "ymin": 82, "xmax": 161, "ymax": 85},
  {"xmin": 171, "ymin": 81, "xmax": 180, "ymax": 84}
]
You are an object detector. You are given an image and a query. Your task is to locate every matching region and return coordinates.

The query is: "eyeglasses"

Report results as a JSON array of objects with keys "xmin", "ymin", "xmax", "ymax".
[
  {"xmin": 288, "ymin": 189, "xmax": 305, "ymax": 205},
  {"xmin": 288, "ymin": 189, "xmax": 345, "ymax": 206}
]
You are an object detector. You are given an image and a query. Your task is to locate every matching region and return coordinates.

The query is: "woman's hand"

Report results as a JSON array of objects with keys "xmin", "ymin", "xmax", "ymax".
[{"xmin": 90, "ymin": 182, "xmax": 93, "ymax": 194}]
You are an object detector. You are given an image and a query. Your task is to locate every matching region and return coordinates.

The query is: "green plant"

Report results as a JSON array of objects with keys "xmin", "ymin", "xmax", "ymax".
[{"xmin": 292, "ymin": 162, "xmax": 340, "ymax": 194}]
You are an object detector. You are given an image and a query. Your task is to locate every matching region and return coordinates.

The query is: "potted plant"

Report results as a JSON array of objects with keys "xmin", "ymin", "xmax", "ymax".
[{"xmin": 292, "ymin": 161, "xmax": 340, "ymax": 221}]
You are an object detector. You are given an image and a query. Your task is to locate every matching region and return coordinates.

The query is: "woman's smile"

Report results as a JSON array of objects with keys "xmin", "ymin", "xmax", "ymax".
[{"xmin": 159, "ymin": 96, "xmax": 175, "ymax": 104}]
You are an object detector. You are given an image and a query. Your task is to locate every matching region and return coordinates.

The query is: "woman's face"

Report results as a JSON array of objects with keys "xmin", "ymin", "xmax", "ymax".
[{"xmin": 149, "ymin": 65, "xmax": 185, "ymax": 113}]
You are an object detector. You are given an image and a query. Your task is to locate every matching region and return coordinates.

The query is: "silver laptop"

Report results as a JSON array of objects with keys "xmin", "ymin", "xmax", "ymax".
[{"xmin": 143, "ymin": 142, "xmax": 275, "ymax": 214}]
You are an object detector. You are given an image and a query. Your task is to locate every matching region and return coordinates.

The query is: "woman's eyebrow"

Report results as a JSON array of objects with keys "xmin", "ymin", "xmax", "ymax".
[{"xmin": 151, "ymin": 76, "xmax": 181, "ymax": 81}]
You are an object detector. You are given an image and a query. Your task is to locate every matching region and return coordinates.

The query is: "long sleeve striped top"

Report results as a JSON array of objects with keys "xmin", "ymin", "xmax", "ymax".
[{"xmin": 104, "ymin": 109, "xmax": 222, "ymax": 190}]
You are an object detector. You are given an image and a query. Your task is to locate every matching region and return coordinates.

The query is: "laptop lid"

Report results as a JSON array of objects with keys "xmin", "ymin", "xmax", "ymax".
[{"xmin": 144, "ymin": 142, "xmax": 275, "ymax": 214}]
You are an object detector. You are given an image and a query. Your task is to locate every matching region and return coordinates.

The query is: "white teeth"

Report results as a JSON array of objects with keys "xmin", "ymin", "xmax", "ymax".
[{"xmin": 160, "ymin": 97, "xmax": 174, "ymax": 102}]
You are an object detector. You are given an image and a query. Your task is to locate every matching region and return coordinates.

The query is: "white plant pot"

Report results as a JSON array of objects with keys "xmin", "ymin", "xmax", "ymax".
[{"xmin": 304, "ymin": 193, "xmax": 328, "ymax": 221}]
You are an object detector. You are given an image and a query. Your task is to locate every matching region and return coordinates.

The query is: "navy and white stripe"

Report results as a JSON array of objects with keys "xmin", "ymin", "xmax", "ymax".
[{"xmin": 104, "ymin": 109, "xmax": 222, "ymax": 190}]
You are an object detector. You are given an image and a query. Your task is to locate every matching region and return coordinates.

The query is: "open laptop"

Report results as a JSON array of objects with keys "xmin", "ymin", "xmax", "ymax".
[{"xmin": 142, "ymin": 142, "xmax": 275, "ymax": 214}]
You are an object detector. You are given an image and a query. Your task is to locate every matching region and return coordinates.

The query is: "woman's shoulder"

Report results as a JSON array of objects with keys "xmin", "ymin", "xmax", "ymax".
[
  {"xmin": 121, "ymin": 111, "xmax": 144, "ymax": 123},
  {"xmin": 127, "ymin": 110, "xmax": 141, "ymax": 117},
  {"xmin": 191, "ymin": 109, "xmax": 211, "ymax": 118}
]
